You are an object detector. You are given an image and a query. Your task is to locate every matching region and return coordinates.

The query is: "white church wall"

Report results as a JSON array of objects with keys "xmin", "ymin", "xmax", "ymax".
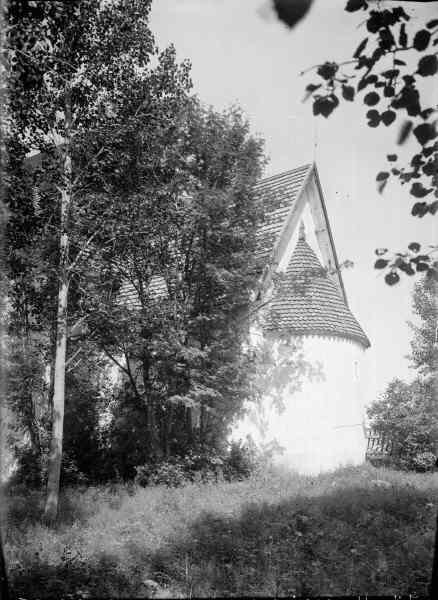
[
  {"xmin": 272, "ymin": 335, "xmax": 367, "ymax": 474},
  {"xmin": 231, "ymin": 333, "xmax": 367, "ymax": 475}
]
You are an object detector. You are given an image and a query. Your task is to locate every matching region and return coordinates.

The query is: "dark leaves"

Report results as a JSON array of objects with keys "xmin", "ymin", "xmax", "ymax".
[
  {"xmin": 411, "ymin": 182, "xmax": 432, "ymax": 198},
  {"xmin": 377, "ymin": 179, "xmax": 388, "ymax": 194},
  {"xmin": 417, "ymin": 55, "xmax": 438, "ymax": 77},
  {"xmin": 304, "ymin": 83, "xmax": 321, "ymax": 101},
  {"xmin": 381, "ymin": 69, "xmax": 399, "ymax": 80},
  {"xmin": 383, "ymin": 85, "xmax": 395, "ymax": 98},
  {"xmin": 346, "ymin": 0, "xmax": 368, "ymax": 12},
  {"xmin": 272, "ymin": 0, "xmax": 314, "ymax": 29},
  {"xmin": 353, "ymin": 37, "xmax": 368, "ymax": 58},
  {"xmin": 306, "ymin": 83, "xmax": 321, "ymax": 93},
  {"xmin": 387, "ymin": 154, "xmax": 397, "ymax": 162},
  {"xmin": 391, "ymin": 85, "xmax": 421, "ymax": 117},
  {"xmin": 358, "ymin": 74, "xmax": 377, "ymax": 91},
  {"xmin": 416, "ymin": 261, "xmax": 429, "ymax": 272},
  {"xmin": 375, "ymin": 259, "xmax": 389, "ymax": 269},
  {"xmin": 429, "ymin": 201, "xmax": 438, "ymax": 215},
  {"xmin": 411, "ymin": 202, "xmax": 429, "ymax": 217},
  {"xmin": 313, "ymin": 94, "xmax": 339, "ymax": 117},
  {"xmin": 375, "ymin": 248, "xmax": 388, "ymax": 256},
  {"xmin": 408, "ymin": 242, "xmax": 420, "ymax": 253},
  {"xmin": 399, "ymin": 23, "xmax": 408, "ymax": 48},
  {"xmin": 342, "ymin": 85, "xmax": 355, "ymax": 101},
  {"xmin": 397, "ymin": 120, "xmax": 412, "ymax": 145},
  {"xmin": 366, "ymin": 109, "xmax": 380, "ymax": 128},
  {"xmin": 364, "ymin": 92, "xmax": 380, "ymax": 106},
  {"xmin": 367, "ymin": 11, "xmax": 385, "ymax": 34},
  {"xmin": 376, "ymin": 171, "xmax": 389, "ymax": 193},
  {"xmin": 426, "ymin": 19, "xmax": 438, "ymax": 30},
  {"xmin": 385, "ymin": 271, "xmax": 400, "ymax": 286},
  {"xmin": 413, "ymin": 30, "xmax": 431, "ymax": 52},
  {"xmin": 398, "ymin": 261, "xmax": 415, "ymax": 276},
  {"xmin": 381, "ymin": 110, "xmax": 396, "ymax": 127},
  {"xmin": 413, "ymin": 123, "xmax": 436, "ymax": 146},
  {"xmin": 317, "ymin": 62, "xmax": 339, "ymax": 80}
]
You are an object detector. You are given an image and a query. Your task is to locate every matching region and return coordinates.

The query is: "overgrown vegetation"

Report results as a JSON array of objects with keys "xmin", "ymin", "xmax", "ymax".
[
  {"xmin": 367, "ymin": 276, "xmax": 438, "ymax": 471},
  {"xmin": 303, "ymin": 0, "xmax": 438, "ymax": 283},
  {"xmin": 3, "ymin": 0, "xmax": 271, "ymax": 507},
  {"xmin": 4, "ymin": 465, "xmax": 437, "ymax": 598}
]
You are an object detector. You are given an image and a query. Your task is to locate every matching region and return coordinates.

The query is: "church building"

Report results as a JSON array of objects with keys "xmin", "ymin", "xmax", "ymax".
[{"xmin": 234, "ymin": 163, "xmax": 371, "ymax": 474}]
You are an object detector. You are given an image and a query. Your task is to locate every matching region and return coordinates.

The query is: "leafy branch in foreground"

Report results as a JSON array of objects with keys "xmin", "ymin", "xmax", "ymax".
[{"xmin": 302, "ymin": 2, "xmax": 438, "ymax": 283}]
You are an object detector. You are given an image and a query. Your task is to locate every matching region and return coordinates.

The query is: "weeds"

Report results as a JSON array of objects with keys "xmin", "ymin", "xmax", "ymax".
[{"xmin": 4, "ymin": 464, "xmax": 438, "ymax": 597}]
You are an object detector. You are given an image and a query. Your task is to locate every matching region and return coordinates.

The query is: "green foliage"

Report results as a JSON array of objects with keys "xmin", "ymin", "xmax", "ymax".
[
  {"xmin": 368, "ymin": 276, "xmax": 438, "ymax": 471},
  {"xmin": 367, "ymin": 378, "xmax": 438, "ymax": 471},
  {"xmin": 224, "ymin": 440, "xmax": 258, "ymax": 481},
  {"xmin": 303, "ymin": 2, "xmax": 438, "ymax": 282},
  {"xmin": 6, "ymin": 465, "xmax": 438, "ymax": 597},
  {"xmin": 86, "ymin": 98, "xmax": 266, "ymax": 466},
  {"xmin": 408, "ymin": 277, "xmax": 437, "ymax": 377},
  {"xmin": 133, "ymin": 442, "xmax": 259, "ymax": 488},
  {"xmin": 3, "ymin": 0, "xmax": 197, "ymax": 490}
]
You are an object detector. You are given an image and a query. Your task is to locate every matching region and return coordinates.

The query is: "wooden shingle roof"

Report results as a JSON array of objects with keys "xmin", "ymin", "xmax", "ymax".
[
  {"xmin": 117, "ymin": 275, "xmax": 168, "ymax": 309},
  {"xmin": 264, "ymin": 228, "xmax": 370, "ymax": 348},
  {"xmin": 255, "ymin": 164, "xmax": 311, "ymax": 265}
]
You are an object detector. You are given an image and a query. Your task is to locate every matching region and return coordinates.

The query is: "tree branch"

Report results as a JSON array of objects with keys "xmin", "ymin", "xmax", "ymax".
[{"xmin": 67, "ymin": 228, "xmax": 100, "ymax": 275}]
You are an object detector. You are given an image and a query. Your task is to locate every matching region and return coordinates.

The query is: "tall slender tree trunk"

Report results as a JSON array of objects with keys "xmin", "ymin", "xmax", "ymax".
[
  {"xmin": 142, "ymin": 355, "xmax": 160, "ymax": 456},
  {"xmin": 0, "ymin": 0, "xmax": 11, "ymax": 590},
  {"xmin": 44, "ymin": 88, "xmax": 72, "ymax": 524}
]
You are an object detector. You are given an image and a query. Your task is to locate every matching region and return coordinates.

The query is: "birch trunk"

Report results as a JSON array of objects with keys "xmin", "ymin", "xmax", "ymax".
[{"xmin": 43, "ymin": 88, "xmax": 72, "ymax": 524}]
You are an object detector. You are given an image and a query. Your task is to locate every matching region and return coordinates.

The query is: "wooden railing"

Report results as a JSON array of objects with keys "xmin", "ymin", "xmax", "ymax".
[{"xmin": 365, "ymin": 429, "xmax": 392, "ymax": 465}]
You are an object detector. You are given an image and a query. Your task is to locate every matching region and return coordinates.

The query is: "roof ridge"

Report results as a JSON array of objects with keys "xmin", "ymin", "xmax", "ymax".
[{"xmin": 254, "ymin": 164, "xmax": 311, "ymax": 188}]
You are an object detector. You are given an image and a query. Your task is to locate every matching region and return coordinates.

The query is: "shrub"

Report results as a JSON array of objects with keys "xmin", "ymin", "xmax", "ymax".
[
  {"xmin": 412, "ymin": 451, "xmax": 437, "ymax": 473},
  {"xmin": 223, "ymin": 440, "xmax": 258, "ymax": 481},
  {"xmin": 135, "ymin": 461, "xmax": 187, "ymax": 488},
  {"xmin": 10, "ymin": 446, "xmax": 47, "ymax": 489},
  {"xmin": 367, "ymin": 378, "xmax": 438, "ymax": 472}
]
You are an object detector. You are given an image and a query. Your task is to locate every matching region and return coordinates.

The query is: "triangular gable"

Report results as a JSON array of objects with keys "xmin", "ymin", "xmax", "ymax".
[{"xmin": 256, "ymin": 163, "xmax": 348, "ymax": 306}]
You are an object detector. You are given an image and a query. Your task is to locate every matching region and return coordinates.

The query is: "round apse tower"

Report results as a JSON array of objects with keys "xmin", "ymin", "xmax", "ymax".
[{"xmin": 261, "ymin": 223, "xmax": 371, "ymax": 474}]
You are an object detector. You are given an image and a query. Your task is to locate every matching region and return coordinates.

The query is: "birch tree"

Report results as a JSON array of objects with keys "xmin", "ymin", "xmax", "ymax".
[{"xmin": 6, "ymin": 0, "xmax": 191, "ymax": 522}]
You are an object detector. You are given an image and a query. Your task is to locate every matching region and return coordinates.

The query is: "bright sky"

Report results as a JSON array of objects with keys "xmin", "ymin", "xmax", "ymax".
[{"xmin": 150, "ymin": 0, "xmax": 438, "ymax": 404}]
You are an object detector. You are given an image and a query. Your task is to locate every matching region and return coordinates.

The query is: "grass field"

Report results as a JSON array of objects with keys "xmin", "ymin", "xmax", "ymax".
[{"xmin": 4, "ymin": 463, "xmax": 438, "ymax": 598}]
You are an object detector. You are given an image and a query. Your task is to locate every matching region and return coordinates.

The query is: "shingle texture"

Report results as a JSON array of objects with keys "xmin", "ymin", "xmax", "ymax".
[
  {"xmin": 264, "ymin": 232, "xmax": 370, "ymax": 348},
  {"xmin": 255, "ymin": 164, "xmax": 311, "ymax": 265},
  {"xmin": 118, "ymin": 275, "xmax": 168, "ymax": 309}
]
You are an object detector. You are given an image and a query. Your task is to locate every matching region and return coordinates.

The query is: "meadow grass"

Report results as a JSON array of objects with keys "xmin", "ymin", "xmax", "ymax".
[{"xmin": 4, "ymin": 463, "xmax": 438, "ymax": 598}]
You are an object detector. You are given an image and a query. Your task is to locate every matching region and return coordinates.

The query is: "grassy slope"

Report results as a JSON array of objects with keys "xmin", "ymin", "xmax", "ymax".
[{"xmin": 4, "ymin": 464, "xmax": 438, "ymax": 598}]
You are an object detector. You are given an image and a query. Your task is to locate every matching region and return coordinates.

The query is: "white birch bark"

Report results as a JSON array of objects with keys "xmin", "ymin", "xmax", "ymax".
[{"xmin": 44, "ymin": 88, "xmax": 72, "ymax": 524}]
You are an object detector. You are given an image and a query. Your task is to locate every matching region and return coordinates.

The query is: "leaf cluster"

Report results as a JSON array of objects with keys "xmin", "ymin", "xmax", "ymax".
[{"xmin": 303, "ymin": 2, "xmax": 438, "ymax": 283}]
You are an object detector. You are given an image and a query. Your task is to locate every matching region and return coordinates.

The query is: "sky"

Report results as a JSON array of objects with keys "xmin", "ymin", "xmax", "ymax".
[{"xmin": 150, "ymin": 0, "xmax": 437, "ymax": 405}]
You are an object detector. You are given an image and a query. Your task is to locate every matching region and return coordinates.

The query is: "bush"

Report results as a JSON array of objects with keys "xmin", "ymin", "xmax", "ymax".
[
  {"xmin": 412, "ymin": 451, "xmax": 437, "ymax": 473},
  {"xmin": 60, "ymin": 455, "xmax": 89, "ymax": 487},
  {"xmin": 10, "ymin": 446, "xmax": 46, "ymax": 489},
  {"xmin": 134, "ymin": 442, "xmax": 263, "ymax": 488},
  {"xmin": 223, "ymin": 440, "xmax": 257, "ymax": 481},
  {"xmin": 134, "ymin": 447, "xmax": 224, "ymax": 488},
  {"xmin": 367, "ymin": 378, "xmax": 438, "ymax": 472},
  {"xmin": 135, "ymin": 461, "xmax": 187, "ymax": 488}
]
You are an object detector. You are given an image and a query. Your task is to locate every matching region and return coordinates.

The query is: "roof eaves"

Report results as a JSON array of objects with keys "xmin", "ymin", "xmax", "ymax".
[{"xmin": 312, "ymin": 162, "xmax": 348, "ymax": 306}]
